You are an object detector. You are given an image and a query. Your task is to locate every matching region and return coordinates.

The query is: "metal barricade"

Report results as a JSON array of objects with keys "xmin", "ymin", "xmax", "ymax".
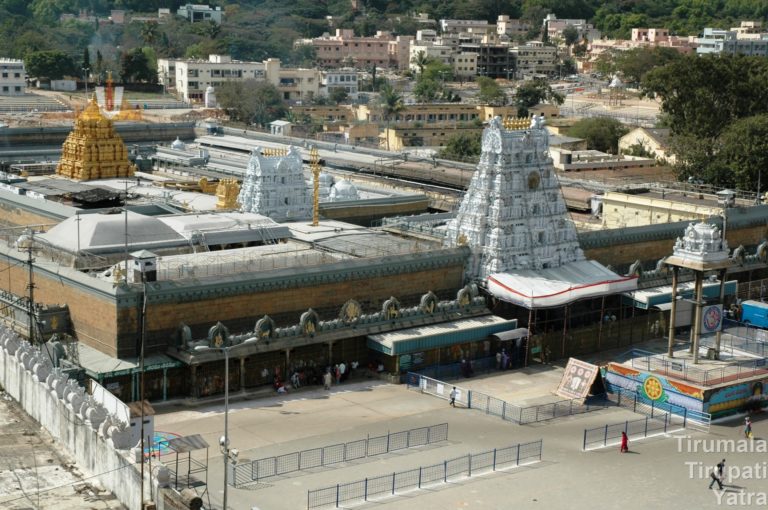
[
  {"xmin": 234, "ymin": 423, "xmax": 449, "ymax": 486},
  {"xmin": 307, "ymin": 440, "xmax": 543, "ymax": 509}
]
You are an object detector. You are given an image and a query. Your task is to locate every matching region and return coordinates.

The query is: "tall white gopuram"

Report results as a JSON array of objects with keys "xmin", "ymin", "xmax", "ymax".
[
  {"xmin": 445, "ymin": 116, "xmax": 637, "ymax": 308},
  {"xmin": 238, "ymin": 146, "xmax": 313, "ymax": 221}
]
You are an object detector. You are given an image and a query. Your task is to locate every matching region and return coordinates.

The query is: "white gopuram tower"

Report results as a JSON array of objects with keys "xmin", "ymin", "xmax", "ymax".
[
  {"xmin": 238, "ymin": 146, "xmax": 313, "ymax": 222},
  {"xmin": 445, "ymin": 116, "xmax": 636, "ymax": 308}
]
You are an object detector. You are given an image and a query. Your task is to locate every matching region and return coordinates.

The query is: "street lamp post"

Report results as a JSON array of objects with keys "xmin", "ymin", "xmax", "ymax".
[{"xmin": 195, "ymin": 337, "xmax": 257, "ymax": 510}]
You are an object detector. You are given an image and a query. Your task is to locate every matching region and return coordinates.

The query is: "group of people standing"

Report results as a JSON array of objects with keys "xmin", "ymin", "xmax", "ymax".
[{"xmin": 322, "ymin": 361, "xmax": 358, "ymax": 390}]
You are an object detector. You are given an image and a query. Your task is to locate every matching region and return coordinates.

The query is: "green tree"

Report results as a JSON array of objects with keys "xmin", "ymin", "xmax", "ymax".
[
  {"xmin": 562, "ymin": 25, "xmax": 579, "ymax": 46},
  {"xmin": 217, "ymin": 79, "xmax": 286, "ymax": 127},
  {"xmin": 642, "ymin": 54, "xmax": 768, "ymax": 140},
  {"xmin": 422, "ymin": 60, "xmax": 453, "ymax": 83},
  {"xmin": 614, "ymin": 46, "xmax": 682, "ymax": 86},
  {"xmin": 477, "ymin": 76, "xmax": 506, "ymax": 105},
  {"xmin": 24, "ymin": 50, "xmax": 76, "ymax": 80},
  {"xmin": 82, "ymin": 47, "xmax": 90, "ymax": 70},
  {"xmin": 714, "ymin": 114, "xmax": 768, "ymax": 192},
  {"xmin": 566, "ymin": 117, "xmax": 629, "ymax": 153},
  {"xmin": 328, "ymin": 87, "xmax": 349, "ymax": 105},
  {"xmin": 378, "ymin": 83, "xmax": 405, "ymax": 151},
  {"xmin": 120, "ymin": 48, "xmax": 155, "ymax": 83},
  {"xmin": 439, "ymin": 132, "xmax": 482, "ymax": 162},
  {"xmin": 414, "ymin": 78, "xmax": 441, "ymax": 102},
  {"xmin": 514, "ymin": 79, "xmax": 563, "ymax": 117}
]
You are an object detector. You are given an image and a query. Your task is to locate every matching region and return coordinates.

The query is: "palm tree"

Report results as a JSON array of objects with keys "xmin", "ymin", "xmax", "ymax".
[
  {"xmin": 378, "ymin": 83, "xmax": 405, "ymax": 151},
  {"xmin": 410, "ymin": 50, "xmax": 429, "ymax": 75}
]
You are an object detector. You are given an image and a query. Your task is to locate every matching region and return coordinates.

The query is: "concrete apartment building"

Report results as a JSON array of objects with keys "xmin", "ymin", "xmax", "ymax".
[
  {"xmin": 512, "ymin": 41, "xmax": 557, "ymax": 78},
  {"xmin": 459, "ymin": 42, "xmax": 514, "ymax": 79},
  {"xmin": 158, "ymin": 55, "xmax": 322, "ymax": 103},
  {"xmin": 0, "ymin": 59, "xmax": 25, "ymax": 96},
  {"xmin": 697, "ymin": 22, "xmax": 768, "ymax": 55},
  {"xmin": 159, "ymin": 54, "xmax": 271, "ymax": 102},
  {"xmin": 298, "ymin": 29, "xmax": 412, "ymax": 70},
  {"xmin": 440, "ymin": 19, "xmax": 493, "ymax": 34},
  {"xmin": 177, "ymin": 3, "xmax": 223, "ymax": 24},
  {"xmin": 496, "ymin": 15, "xmax": 532, "ymax": 40},
  {"xmin": 543, "ymin": 13, "xmax": 600, "ymax": 43},
  {"xmin": 323, "ymin": 69, "xmax": 359, "ymax": 100}
]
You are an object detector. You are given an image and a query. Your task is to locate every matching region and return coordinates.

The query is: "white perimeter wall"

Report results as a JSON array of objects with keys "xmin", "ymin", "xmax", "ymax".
[{"xmin": 0, "ymin": 327, "xmax": 145, "ymax": 510}]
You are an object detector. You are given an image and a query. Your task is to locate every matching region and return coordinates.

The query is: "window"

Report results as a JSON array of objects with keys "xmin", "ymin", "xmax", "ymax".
[{"xmin": 14, "ymin": 86, "xmax": 21, "ymax": 92}]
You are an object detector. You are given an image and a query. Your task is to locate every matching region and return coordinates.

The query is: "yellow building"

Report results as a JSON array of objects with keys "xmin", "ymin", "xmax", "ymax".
[{"xmin": 600, "ymin": 190, "xmax": 724, "ymax": 229}]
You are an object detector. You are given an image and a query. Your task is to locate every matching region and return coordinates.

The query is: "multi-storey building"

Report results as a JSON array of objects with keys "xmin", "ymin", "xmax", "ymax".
[
  {"xmin": 177, "ymin": 4, "xmax": 223, "ymax": 24},
  {"xmin": 323, "ymin": 69, "xmax": 358, "ymax": 100},
  {"xmin": 696, "ymin": 28, "xmax": 736, "ymax": 54},
  {"xmin": 298, "ymin": 29, "xmax": 411, "ymax": 69},
  {"xmin": 440, "ymin": 19, "xmax": 493, "ymax": 34},
  {"xmin": 158, "ymin": 55, "xmax": 321, "ymax": 104},
  {"xmin": 511, "ymin": 41, "xmax": 556, "ymax": 78},
  {"xmin": 543, "ymin": 14, "xmax": 600, "ymax": 43},
  {"xmin": 496, "ymin": 15, "xmax": 531, "ymax": 40},
  {"xmin": 160, "ymin": 55, "xmax": 269, "ymax": 102},
  {"xmin": 0, "ymin": 59, "xmax": 25, "ymax": 96},
  {"xmin": 697, "ymin": 22, "xmax": 768, "ymax": 56},
  {"xmin": 460, "ymin": 42, "xmax": 515, "ymax": 79},
  {"xmin": 277, "ymin": 66, "xmax": 323, "ymax": 103}
]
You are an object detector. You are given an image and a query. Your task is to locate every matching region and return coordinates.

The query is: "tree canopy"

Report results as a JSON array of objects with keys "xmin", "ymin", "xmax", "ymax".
[
  {"xmin": 477, "ymin": 77, "xmax": 506, "ymax": 105},
  {"xmin": 25, "ymin": 50, "xmax": 76, "ymax": 80},
  {"xmin": 217, "ymin": 79, "xmax": 286, "ymax": 127},
  {"xmin": 566, "ymin": 117, "xmax": 628, "ymax": 154},
  {"xmin": 514, "ymin": 79, "xmax": 563, "ymax": 117}
]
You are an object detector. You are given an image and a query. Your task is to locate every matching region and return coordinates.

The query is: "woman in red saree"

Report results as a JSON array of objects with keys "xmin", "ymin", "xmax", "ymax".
[{"xmin": 620, "ymin": 431, "xmax": 629, "ymax": 453}]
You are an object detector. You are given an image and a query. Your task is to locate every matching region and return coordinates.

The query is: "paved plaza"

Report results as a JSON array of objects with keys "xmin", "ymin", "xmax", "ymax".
[{"xmin": 153, "ymin": 364, "xmax": 767, "ymax": 510}]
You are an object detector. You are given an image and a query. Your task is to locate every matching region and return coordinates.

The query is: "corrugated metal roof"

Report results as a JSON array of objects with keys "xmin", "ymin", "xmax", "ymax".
[
  {"xmin": 367, "ymin": 315, "xmax": 516, "ymax": 355},
  {"xmin": 165, "ymin": 434, "xmax": 209, "ymax": 453},
  {"xmin": 491, "ymin": 328, "xmax": 529, "ymax": 341}
]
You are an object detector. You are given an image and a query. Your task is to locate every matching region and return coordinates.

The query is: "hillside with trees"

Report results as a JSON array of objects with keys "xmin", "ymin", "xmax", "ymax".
[{"xmin": 3, "ymin": 0, "xmax": 767, "ymax": 82}]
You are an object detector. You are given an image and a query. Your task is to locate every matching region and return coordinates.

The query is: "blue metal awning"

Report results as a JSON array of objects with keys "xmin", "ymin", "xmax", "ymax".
[
  {"xmin": 367, "ymin": 316, "xmax": 517, "ymax": 356},
  {"xmin": 622, "ymin": 280, "xmax": 737, "ymax": 310}
]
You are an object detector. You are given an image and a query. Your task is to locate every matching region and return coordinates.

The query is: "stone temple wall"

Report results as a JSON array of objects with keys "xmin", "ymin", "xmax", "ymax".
[{"xmin": 0, "ymin": 326, "xmax": 146, "ymax": 510}]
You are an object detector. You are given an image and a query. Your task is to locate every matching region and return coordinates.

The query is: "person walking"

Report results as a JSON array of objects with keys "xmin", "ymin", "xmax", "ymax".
[
  {"xmin": 709, "ymin": 460, "xmax": 725, "ymax": 490},
  {"xmin": 323, "ymin": 370, "xmax": 332, "ymax": 390},
  {"xmin": 620, "ymin": 431, "xmax": 629, "ymax": 453},
  {"xmin": 745, "ymin": 417, "xmax": 753, "ymax": 439},
  {"xmin": 496, "ymin": 351, "xmax": 502, "ymax": 370},
  {"xmin": 449, "ymin": 387, "xmax": 458, "ymax": 407}
]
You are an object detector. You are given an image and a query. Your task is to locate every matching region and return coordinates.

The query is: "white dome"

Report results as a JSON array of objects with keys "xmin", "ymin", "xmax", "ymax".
[
  {"xmin": 171, "ymin": 137, "xmax": 185, "ymax": 150},
  {"xmin": 329, "ymin": 179, "xmax": 360, "ymax": 201},
  {"xmin": 206, "ymin": 86, "xmax": 215, "ymax": 93},
  {"xmin": 319, "ymin": 172, "xmax": 334, "ymax": 186}
]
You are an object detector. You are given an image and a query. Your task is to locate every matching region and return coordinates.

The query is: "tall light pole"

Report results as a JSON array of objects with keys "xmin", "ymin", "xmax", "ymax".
[
  {"xmin": 195, "ymin": 337, "xmax": 257, "ymax": 510},
  {"xmin": 82, "ymin": 67, "xmax": 90, "ymax": 98}
]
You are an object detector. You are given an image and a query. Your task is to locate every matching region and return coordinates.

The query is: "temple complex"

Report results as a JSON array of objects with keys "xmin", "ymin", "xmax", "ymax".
[{"xmin": 55, "ymin": 98, "xmax": 136, "ymax": 181}]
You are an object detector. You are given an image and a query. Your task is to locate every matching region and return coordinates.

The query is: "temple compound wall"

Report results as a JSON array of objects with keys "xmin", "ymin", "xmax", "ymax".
[
  {"xmin": 0, "ymin": 326, "xmax": 144, "ymax": 510},
  {"xmin": 0, "ymin": 243, "xmax": 468, "ymax": 358},
  {"xmin": 581, "ymin": 207, "xmax": 768, "ymax": 269}
]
